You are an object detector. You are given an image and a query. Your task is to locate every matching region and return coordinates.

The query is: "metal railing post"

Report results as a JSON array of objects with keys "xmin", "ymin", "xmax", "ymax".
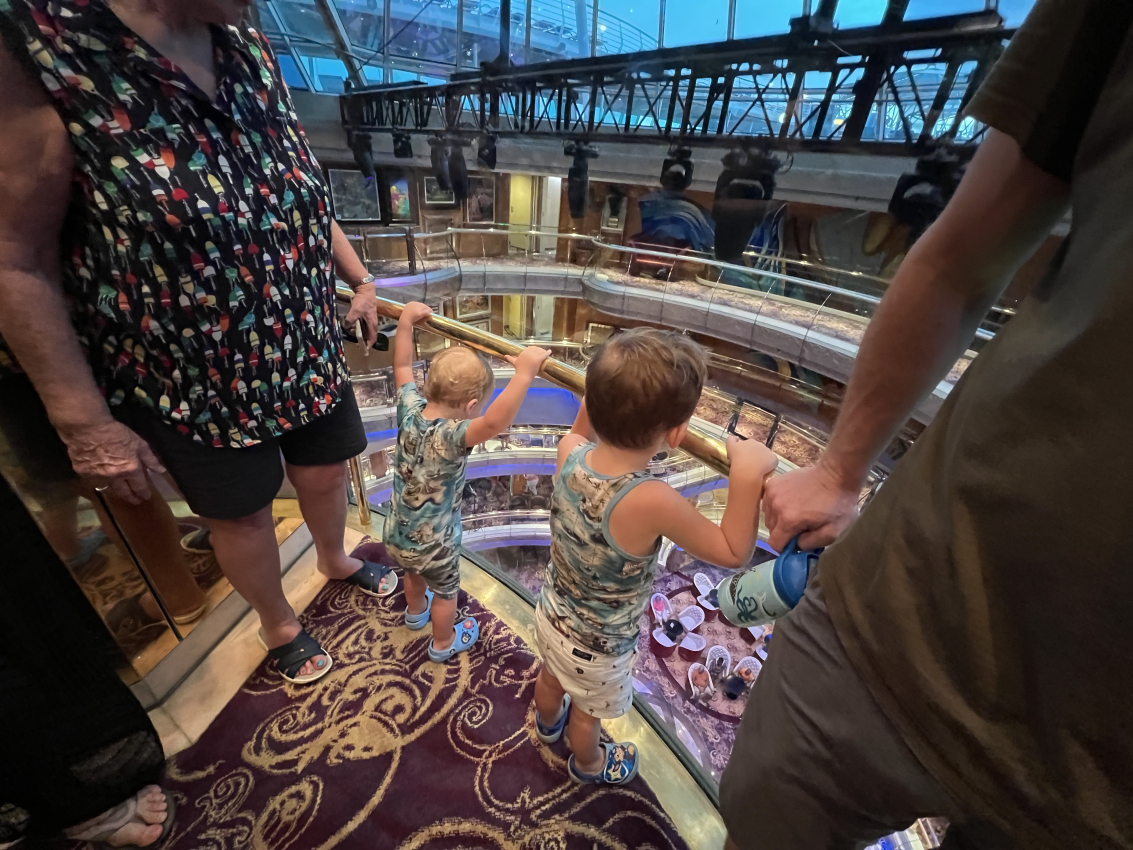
[{"xmin": 348, "ymin": 456, "xmax": 373, "ymax": 528}]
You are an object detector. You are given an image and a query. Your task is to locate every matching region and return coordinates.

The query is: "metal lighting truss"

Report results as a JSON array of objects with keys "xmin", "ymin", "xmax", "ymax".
[{"xmin": 340, "ymin": 9, "xmax": 1009, "ymax": 154}]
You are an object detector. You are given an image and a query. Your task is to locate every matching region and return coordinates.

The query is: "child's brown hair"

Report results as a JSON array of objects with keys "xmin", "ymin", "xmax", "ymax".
[{"xmin": 584, "ymin": 328, "xmax": 708, "ymax": 449}]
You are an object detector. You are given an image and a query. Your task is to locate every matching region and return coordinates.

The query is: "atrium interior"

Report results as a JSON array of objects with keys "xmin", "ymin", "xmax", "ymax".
[{"xmin": 0, "ymin": 1, "xmax": 1071, "ymax": 848}]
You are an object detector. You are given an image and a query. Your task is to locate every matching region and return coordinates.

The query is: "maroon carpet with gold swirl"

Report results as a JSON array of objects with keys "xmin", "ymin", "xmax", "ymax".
[{"xmin": 158, "ymin": 544, "xmax": 690, "ymax": 849}]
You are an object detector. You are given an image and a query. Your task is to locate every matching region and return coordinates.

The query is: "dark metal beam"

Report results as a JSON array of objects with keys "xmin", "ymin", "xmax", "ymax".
[{"xmin": 341, "ymin": 10, "xmax": 1011, "ymax": 156}]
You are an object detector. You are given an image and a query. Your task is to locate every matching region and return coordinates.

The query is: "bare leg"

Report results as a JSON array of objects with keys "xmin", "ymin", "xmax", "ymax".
[
  {"xmin": 100, "ymin": 479, "xmax": 206, "ymax": 619},
  {"xmin": 567, "ymin": 706, "xmax": 604, "ymax": 774},
  {"xmin": 534, "ymin": 665, "xmax": 567, "ymax": 722},
  {"xmin": 207, "ymin": 505, "xmax": 326, "ymax": 677},
  {"xmin": 286, "ymin": 461, "xmax": 362, "ymax": 580},
  {"xmin": 404, "ymin": 570, "xmax": 429, "ymax": 615},
  {"xmin": 430, "ymin": 594, "xmax": 458, "ymax": 651},
  {"xmin": 724, "ymin": 837, "xmax": 741, "ymax": 850}
]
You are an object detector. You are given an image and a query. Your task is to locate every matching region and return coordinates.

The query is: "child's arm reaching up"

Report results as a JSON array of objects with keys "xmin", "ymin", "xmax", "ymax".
[
  {"xmin": 609, "ymin": 437, "xmax": 779, "ymax": 569},
  {"xmin": 393, "ymin": 301, "xmax": 433, "ymax": 387},
  {"xmin": 556, "ymin": 400, "xmax": 595, "ymax": 474},
  {"xmin": 464, "ymin": 345, "xmax": 552, "ymax": 446}
]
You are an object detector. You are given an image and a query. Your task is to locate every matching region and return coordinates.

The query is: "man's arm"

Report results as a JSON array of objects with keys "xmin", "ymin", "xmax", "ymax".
[
  {"xmin": 764, "ymin": 129, "xmax": 1070, "ymax": 550},
  {"xmin": 0, "ymin": 43, "xmax": 162, "ymax": 503},
  {"xmin": 332, "ymin": 219, "xmax": 380, "ymax": 347}
]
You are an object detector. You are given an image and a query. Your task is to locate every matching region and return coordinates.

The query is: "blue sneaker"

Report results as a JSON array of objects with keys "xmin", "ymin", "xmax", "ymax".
[
  {"xmin": 535, "ymin": 694, "xmax": 571, "ymax": 744},
  {"xmin": 568, "ymin": 742, "xmax": 639, "ymax": 785},
  {"xmin": 428, "ymin": 616, "xmax": 480, "ymax": 662},
  {"xmin": 405, "ymin": 588, "xmax": 434, "ymax": 630}
]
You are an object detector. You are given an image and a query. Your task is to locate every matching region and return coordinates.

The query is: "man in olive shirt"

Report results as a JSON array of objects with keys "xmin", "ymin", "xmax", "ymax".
[{"xmin": 720, "ymin": 2, "xmax": 1133, "ymax": 849}]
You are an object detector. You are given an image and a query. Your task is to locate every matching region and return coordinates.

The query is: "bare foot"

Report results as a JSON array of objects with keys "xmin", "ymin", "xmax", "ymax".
[
  {"xmin": 317, "ymin": 553, "xmax": 363, "ymax": 581},
  {"xmin": 67, "ymin": 786, "xmax": 167, "ymax": 848},
  {"xmin": 262, "ymin": 618, "xmax": 329, "ymax": 678}
]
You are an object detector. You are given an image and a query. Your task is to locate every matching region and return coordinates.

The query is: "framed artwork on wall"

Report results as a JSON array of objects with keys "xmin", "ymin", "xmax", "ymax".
[
  {"xmin": 464, "ymin": 175, "xmax": 496, "ymax": 223},
  {"xmin": 328, "ymin": 169, "xmax": 382, "ymax": 222},
  {"xmin": 423, "ymin": 176, "xmax": 456, "ymax": 207},
  {"xmin": 388, "ymin": 176, "xmax": 412, "ymax": 222},
  {"xmin": 455, "ymin": 294, "xmax": 491, "ymax": 321}
]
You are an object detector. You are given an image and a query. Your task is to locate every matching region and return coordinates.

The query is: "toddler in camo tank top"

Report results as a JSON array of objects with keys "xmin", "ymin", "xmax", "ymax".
[{"xmin": 531, "ymin": 328, "xmax": 778, "ymax": 786}]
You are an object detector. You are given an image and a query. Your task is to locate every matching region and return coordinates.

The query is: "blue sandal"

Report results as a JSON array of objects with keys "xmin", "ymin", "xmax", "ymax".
[
  {"xmin": 535, "ymin": 693, "xmax": 572, "ymax": 744},
  {"xmin": 405, "ymin": 588, "xmax": 434, "ymax": 630},
  {"xmin": 344, "ymin": 559, "xmax": 398, "ymax": 598},
  {"xmin": 428, "ymin": 616, "xmax": 480, "ymax": 662},
  {"xmin": 257, "ymin": 627, "xmax": 333, "ymax": 684},
  {"xmin": 568, "ymin": 742, "xmax": 639, "ymax": 785}
]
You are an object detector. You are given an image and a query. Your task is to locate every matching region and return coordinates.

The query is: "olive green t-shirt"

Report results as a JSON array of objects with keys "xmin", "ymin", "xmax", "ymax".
[{"xmin": 822, "ymin": 2, "xmax": 1133, "ymax": 848}]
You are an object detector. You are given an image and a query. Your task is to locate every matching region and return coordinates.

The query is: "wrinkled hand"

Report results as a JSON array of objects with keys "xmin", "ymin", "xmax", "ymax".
[
  {"xmin": 725, "ymin": 434, "xmax": 779, "ymax": 480},
  {"xmin": 505, "ymin": 346, "xmax": 552, "ymax": 379},
  {"xmin": 763, "ymin": 461, "xmax": 860, "ymax": 552},
  {"xmin": 344, "ymin": 284, "xmax": 380, "ymax": 348},
  {"xmin": 398, "ymin": 301, "xmax": 433, "ymax": 327},
  {"xmin": 62, "ymin": 421, "xmax": 165, "ymax": 505}
]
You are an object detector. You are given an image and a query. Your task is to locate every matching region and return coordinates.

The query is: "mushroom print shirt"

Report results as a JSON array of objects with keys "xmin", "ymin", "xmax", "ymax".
[{"xmin": 0, "ymin": 0, "xmax": 349, "ymax": 446}]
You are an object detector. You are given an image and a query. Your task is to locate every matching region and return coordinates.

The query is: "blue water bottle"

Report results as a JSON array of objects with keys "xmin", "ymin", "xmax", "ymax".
[{"xmin": 715, "ymin": 537, "xmax": 822, "ymax": 628}]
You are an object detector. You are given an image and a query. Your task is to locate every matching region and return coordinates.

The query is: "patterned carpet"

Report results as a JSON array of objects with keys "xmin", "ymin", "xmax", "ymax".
[{"xmin": 160, "ymin": 545, "xmax": 689, "ymax": 850}]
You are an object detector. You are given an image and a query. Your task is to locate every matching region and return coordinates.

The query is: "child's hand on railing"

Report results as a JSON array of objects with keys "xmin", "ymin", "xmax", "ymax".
[
  {"xmin": 506, "ymin": 346, "xmax": 552, "ymax": 380},
  {"xmin": 398, "ymin": 301, "xmax": 433, "ymax": 326}
]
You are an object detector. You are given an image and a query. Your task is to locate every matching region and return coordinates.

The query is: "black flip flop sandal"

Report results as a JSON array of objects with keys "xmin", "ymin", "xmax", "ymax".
[
  {"xmin": 343, "ymin": 559, "xmax": 398, "ymax": 598},
  {"xmin": 257, "ymin": 627, "xmax": 334, "ymax": 684}
]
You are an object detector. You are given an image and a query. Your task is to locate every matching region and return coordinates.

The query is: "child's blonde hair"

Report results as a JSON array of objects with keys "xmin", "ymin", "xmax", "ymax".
[{"xmin": 423, "ymin": 346, "xmax": 496, "ymax": 409}]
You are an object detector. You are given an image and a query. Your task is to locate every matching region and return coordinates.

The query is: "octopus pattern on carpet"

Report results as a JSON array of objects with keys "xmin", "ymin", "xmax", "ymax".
[{"xmin": 157, "ymin": 543, "xmax": 689, "ymax": 850}]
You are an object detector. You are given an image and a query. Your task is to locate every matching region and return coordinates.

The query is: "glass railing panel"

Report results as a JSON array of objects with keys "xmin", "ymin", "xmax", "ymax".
[{"xmin": 769, "ymin": 419, "xmax": 826, "ymax": 469}]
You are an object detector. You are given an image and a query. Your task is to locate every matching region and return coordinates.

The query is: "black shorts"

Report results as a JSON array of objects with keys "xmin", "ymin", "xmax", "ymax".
[{"xmin": 116, "ymin": 388, "xmax": 368, "ymax": 520}]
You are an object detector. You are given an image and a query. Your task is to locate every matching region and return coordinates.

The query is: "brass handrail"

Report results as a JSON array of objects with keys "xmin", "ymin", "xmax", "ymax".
[{"xmin": 368, "ymin": 293, "xmax": 735, "ymax": 477}]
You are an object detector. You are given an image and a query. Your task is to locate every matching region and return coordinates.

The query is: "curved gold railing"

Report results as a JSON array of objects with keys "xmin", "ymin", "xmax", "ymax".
[{"xmin": 367, "ymin": 293, "xmax": 735, "ymax": 477}]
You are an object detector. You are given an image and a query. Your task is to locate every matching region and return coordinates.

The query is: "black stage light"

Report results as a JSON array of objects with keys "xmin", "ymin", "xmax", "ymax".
[
  {"xmin": 449, "ymin": 142, "xmax": 470, "ymax": 202},
  {"xmin": 350, "ymin": 132, "xmax": 376, "ymax": 182},
  {"xmin": 712, "ymin": 147, "xmax": 782, "ymax": 264},
  {"xmin": 477, "ymin": 133, "xmax": 498, "ymax": 170},
  {"xmin": 888, "ymin": 147, "xmax": 970, "ymax": 241},
  {"xmin": 661, "ymin": 145, "xmax": 694, "ymax": 191},
  {"xmin": 564, "ymin": 141, "xmax": 598, "ymax": 219},
  {"xmin": 429, "ymin": 135, "xmax": 451, "ymax": 192},
  {"xmin": 392, "ymin": 130, "xmax": 413, "ymax": 159}
]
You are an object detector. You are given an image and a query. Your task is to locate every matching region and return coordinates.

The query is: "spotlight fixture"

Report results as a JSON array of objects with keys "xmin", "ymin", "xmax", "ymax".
[
  {"xmin": 428, "ymin": 135, "xmax": 451, "ymax": 192},
  {"xmin": 888, "ymin": 147, "xmax": 970, "ymax": 241},
  {"xmin": 711, "ymin": 147, "xmax": 782, "ymax": 263},
  {"xmin": 392, "ymin": 130, "xmax": 413, "ymax": 159},
  {"xmin": 448, "ymin": 141, "xmax": 470, "ymax": 202},
  {"xmin": 564, "ymin": 141, "xmax": 598, "ymax": 219},
  {"xmin": 477, "ymin": 133, "xmax": 498, "ymax": 170},
  {"xmin": 660, "ymin": 145, "xmax": 694, "ymax": 191},
  {"xmin": 350, "ymin": 132, "xmax": 376, "ymax": 182}
]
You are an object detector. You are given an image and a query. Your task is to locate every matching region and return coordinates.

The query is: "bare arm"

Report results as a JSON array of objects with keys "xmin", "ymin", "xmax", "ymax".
[
  {"xmin": 555, "ymin": 399, "xmax": 595, "ymax": 474},
  {"xmin": 0, "ymin": 43, "xmax": 162, "ymax": 502},
  {"xmin": 764, "ymin": 129, "xmax": 1071, "ymax": 550},
  {"xmin": 464, "ymin": 346, "xmax": 551, "ymax": 446},
  {"xmin": 332, "ymin": 219, "xmax": 380, "ymax": 347},
  {"xmin": 392, "ymin": 302, "xmax": 430, "ymax": 388},
  {"xmin": 610, "ymin": 436, "xmax": 778, "ymax": 569}
]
